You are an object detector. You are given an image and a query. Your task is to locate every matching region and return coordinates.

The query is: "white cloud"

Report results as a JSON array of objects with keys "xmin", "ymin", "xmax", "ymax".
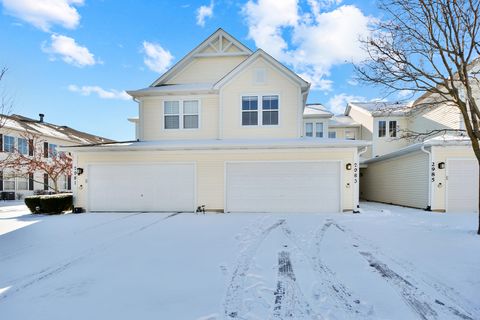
[
  {"xmin": 142, "ymin": 41, "xmax": 174, "ymax": 74},
  {"xmin": 2, "ymin": 0, "xmax": 84, "ymax": 32},
  {"xmin": 242, "ymin": 1, "xmax": 374, "ymax": 91},
  {"xmin": 42, "ymin": 34, "xmax": 97, "ymax": 67},
  {"xmin": 327, "ymin": 93, "xmax": 366, "ymax": 114},
  {"xmin": 196, "ymin": 1, "xmax": 214, "ymax": 27},
  {"xmin": 68, "ymin": 85, "xmax": 131, "ymax": 100}
]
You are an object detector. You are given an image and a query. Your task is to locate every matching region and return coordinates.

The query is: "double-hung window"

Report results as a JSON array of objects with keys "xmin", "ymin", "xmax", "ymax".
[
  {"xmin": 305, "ymin": 123, "xmax": 313, "ymax": 137},
  {"xmin": 315, "ymin": 123, "xmax": 324, "ymax": 137},
  {"xmin": 262, "ymin": 95, "xmax": 279, "ymax": 125},
  {"xmin": 3, "ymin": 135, "xmax": 15, "ymax": 153},
  {"xmin": 48, "ymin": 143, "xmax": 57, "ymax": 158},
  {"xmin": 241, "ymin": 95, "xmax": 279, "ymax": 126},
  {"xmin": 17, "ymin": 175, "xmax": 28, "ymax": 190},
  {"xmin": 241, "ymin": 96, "xmax": 258, "ymax": 126},
  {"xmin": 378, "ymin": 120, "xmax": 386, "ymax": 137},
  {"xmin": 389, "ymin": 120, "xmax": 397, "ymax": 137},
  {"xmin": 18, "ymin": 138, "xmax": 28, "ymax": 155},
  {"xmin": 164, "ymin": 100, "xmax": 199, "ymax": 130},
  {"xmin": 3, "ymin": 173, "xmax": 15, "ymax": 190},
  {"xmin": 328, "ymin": 131, "xmax": 337, "ymax": 138}
]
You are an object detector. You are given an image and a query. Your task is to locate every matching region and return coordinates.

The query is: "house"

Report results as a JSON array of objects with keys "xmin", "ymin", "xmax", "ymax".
[
  {"xmin": 63, "ymin": 29, "xmax": 370, "ymax": 213},
  {"xmin": 302, "ymin": 104, "xmax": 360, "ymax": 139},
  {"xmin": 0, "ymin": 113, "xmax": 112, "ymax": 199},
  {"xmin": 346, "ymin": 99, "xmax": 478, "ymax": 213}
]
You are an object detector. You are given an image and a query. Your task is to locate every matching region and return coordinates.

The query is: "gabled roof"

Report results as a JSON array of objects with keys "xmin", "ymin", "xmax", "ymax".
[
  {"xmin": 345, "ymin": 101, "xmax": 413, "ymax": 117},
  {"xmin": 150, "ymin": 28, "xmax": 253, "ymax": 87},
  {"xmin": 328, "ymin": 115, "xmax": 360, "ymax": 128},
  {"xmin": 303, "ymin": 104, "xmax": 333, "ymax": 118},
  {"xmin": 1, "ymin": 114, "xmax": 113, "ymax": 145},
  {"xmin": 213, "ymin": 49, "xmax": 310, "ymax": 92}
]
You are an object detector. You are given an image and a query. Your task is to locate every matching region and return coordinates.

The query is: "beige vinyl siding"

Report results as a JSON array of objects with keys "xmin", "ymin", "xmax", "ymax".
[
  {"xmin": 430, "ymin": 146, "xmax": 476, "ymax": 211},
  {"xmin": 221, "ymin": 57, "xmax": 300, "ymax": 139},
  {"xmin": 409, "ymin": 104, "xmax": 463, "ymax": 134},
  {"xmin": 361, "ymin": 150, "xmax": 429, "ymax": 209},
  {"xmin": 347, "ymin": 107, "xmax": 373, "ymax": 157},
  {"xmin": 328, "ymin": 127, "xmax": 360, "ymax": 140},
  {"xmin": 140, "ymin": 95, "xmax": 219, "ymax": 140},
  {"xmin": 74, "ymin": 148, "xmax": 357, "ymax": 212},
  {"xmin": 169, "ymin": 56, "xmax": 247, "ymax": 84}
]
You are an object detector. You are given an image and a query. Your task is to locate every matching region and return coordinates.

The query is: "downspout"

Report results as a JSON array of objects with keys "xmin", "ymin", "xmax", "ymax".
[
  {"xmin": 353, "ymin": 146, "xmax": 368, "ymax": 213},
  {"xmin": 421, "ymin": 145, "xmax": 432, "ymax": 211},
  {"xmin": 218, "ymin": 88, "xmax": 223, "ymax": 139}
]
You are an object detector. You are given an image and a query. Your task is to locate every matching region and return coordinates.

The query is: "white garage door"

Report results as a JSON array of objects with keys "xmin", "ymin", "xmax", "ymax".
[
  {"xmin": 226, "ymin": 161, "xmax": 341, "ymax": 213},
  {"xmin": 88, "ymin": 163, "xmax": 195, "ymax": 212},
  {"xmin": 447, "ymin": 159, "xmax": 479, "ymax": 213}
]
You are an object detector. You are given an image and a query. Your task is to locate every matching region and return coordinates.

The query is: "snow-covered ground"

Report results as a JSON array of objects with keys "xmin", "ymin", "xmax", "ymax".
[{"xmin": 0, "ymin": 202, "xmax": 479, "ymax": 320}]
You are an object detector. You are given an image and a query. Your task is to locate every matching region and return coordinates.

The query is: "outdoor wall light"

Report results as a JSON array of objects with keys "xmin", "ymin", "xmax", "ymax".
[
  {"xmin": 76, "ymin": 167, "xmax": 84, "ymax": 175},
  {"xmin": 438, "ymin": 162, "xmax": 445, "ymax": 169},
  {"xmin": 346, "ymin": 163, "xmax": 352, "ymax": 170}
]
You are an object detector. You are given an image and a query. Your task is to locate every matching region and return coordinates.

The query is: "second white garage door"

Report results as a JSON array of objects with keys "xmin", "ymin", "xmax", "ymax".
[
  {"xmin": 88, "ymin": 163, "xmax": 195, "ymax": 212},
  {"xmin": 447, "ymin": 159, "xmax": 479, "ymax": 213},
  {"xmin": 225, "ymin": 161, "xmax": 341, "ymax": 213}
]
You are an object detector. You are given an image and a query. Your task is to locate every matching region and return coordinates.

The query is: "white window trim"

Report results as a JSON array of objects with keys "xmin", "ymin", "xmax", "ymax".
[
  {"xmin": 3, "ymin": 135, "xmax": 15, "ymax": 153},
  {"xmin": 305, "ymin": 122, "xmax": 314, "ymax": 137},
  {"xmin": 240, "ymin": 93, "xmax": 280, "ymax": 127},
  {"xmin": 163, "ymin": 99, "xmax": 201, "ymax": 131},
  {"xmin": 328, "ymin": 131, "xmax": 337, "ymax": 138},
  {"xmin": 388, "ymin": 120, "xmax": 398, "ymax": 138},
  {"xmin": 17, "ymin": 137, "xmax": 29, "ymax": 155},
  {"xmin": 377, "ymin": 119, "xmax": 398, "ymax": 138},
  {"xmin": 377, "ymin": 120, "xmax": 387, "ymax": 138},
  {"xmin": 304, "ymin": 121, "xmax": 325, "ymax": 138}
]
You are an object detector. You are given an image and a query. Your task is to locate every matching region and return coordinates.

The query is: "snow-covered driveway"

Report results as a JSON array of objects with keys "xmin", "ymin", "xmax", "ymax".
[{"xmin": 0, "ymin": 202, "xmax": 479, "ymax": 320}]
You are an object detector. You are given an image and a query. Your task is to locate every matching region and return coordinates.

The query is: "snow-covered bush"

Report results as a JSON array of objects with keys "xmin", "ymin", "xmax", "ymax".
[{"xmin": 24, "ymin": 194, "xmax": 73, "ymax": 214}]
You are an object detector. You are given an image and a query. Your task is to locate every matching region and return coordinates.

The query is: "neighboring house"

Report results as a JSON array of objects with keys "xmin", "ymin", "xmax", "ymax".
[
  {"xmin": 302, "ymin": 104, "xmax": 360, "ymax": 140},
  {"xmin": 346, "ymin": 99, "xmax": 478, "ymax": 212},
  {"xmin": 63, "ymin": 29, "xmax": 370, "ymax": 213},
  {"xmin": 0, "ymin": 113, "xmax": 111, "ymax": 199}
]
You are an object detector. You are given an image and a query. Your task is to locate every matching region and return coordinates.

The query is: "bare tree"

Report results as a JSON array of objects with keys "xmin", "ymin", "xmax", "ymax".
[
  {"xmin": 0, "ymin": 67, "xmax": 13, "ymax": 128},
  {"xmin": 0, "ymin": 132, "xmax": 72, "ymax": 193},
  {"xmin": 355, "ymin": 0, "xmax": 480, "ymax": 234}
]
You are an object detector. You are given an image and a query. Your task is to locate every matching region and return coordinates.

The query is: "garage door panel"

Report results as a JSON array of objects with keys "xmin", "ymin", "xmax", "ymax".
[
  {"xmin": 226, "ymin": 161, "xmax": 340, "ymax": 213},
  {"xmin": 447, "ymin": 159, "xmax": 479, "ymax": 213},
  {"xmin": 88, "ymin": 163, "xmax": 195, "ymax": 212}
]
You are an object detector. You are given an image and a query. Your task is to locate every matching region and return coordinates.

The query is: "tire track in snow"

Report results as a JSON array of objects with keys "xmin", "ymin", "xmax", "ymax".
[
  {"xmin": 280, "ymin": 221, "xmax": 368, "ymax": 319},
  {"xmin": 223, "ymin": 218, "xmax": 285, "ymax": 319},
  {"xmin": 271, "ymin": 250, "xmax": 322, "ymax": 320},
  {"xmin": 333, "ymin": 222, "xmax": 476, "ymax": 320},
  {"xmin": 0, "ymin": 212, "xmax": 182, "ymax": 302}
]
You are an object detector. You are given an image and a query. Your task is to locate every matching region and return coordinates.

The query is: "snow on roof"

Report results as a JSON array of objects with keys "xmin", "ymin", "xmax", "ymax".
[
  {"xmin": 348, "ymin": 101, "xmax": 413, "ymax": 117},
  {"xmin": 363, "ymin": 134, "xmax": 471, "ymax": 165},
  {"xmin": 1, "ymin": 114, "xmax": 113, "ymax": 145},
  {"xmin": 61, "ymin": 138, "xmax": 371, "ymax": 153},
  {"xmin": 328, "ymin": 115, "xmax": 360, "ymax": 127},
  {"xmin": 127, "ymin": 83, "xmax": 216, "ymax": 97},
  {"xmin": 303, "ymin": 104, "xmax": 333, "ymax": 118}
]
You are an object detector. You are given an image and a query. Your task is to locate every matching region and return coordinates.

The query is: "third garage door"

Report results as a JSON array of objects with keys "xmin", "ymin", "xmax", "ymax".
[{"xmin": 225, "ymin": 161, "xmax": 341, "ymax": 213}]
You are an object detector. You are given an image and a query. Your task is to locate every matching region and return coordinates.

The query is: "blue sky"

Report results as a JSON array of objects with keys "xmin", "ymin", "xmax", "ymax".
[{"xmin": 0, "ymin": 0, "xmax": 392, "ymax": 141}]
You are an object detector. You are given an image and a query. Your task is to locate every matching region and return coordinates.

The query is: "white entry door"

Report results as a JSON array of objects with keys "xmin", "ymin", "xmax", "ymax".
[
  {"xmin": 225, "ymin": 161, "xmax": 341, "ymax": 213},
  {"xmin": 88, "ymin": 163, "xmax": 195, "ymax": 212},
  {"xmin": 447, "ymin": 159, "xmax": 479, "ymax": 213}
]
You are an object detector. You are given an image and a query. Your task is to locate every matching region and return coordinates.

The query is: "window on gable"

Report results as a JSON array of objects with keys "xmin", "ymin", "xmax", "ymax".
[
  {"xmin": 18, "ymin": 138, "xmax": 28, "ymax": 155},
  {"xmin": 164, "ymin": 101, "xmax": 180, "ymax": 129},
  {"xmin": 242, "ymin": 96, "xmax": 258, "ymax": 126},
  {"xmin": 378, "ymin": 120, "xmax": 386, "ymax": 137},
  {"xmin": 305, "ymin": 123, "xmax": 313, "ymax": 137},
  {"xmin": 183, "ymin": 100, "xmax": 199, "ymax": 129},
  {"xmin": 328, "ymin": 131, "xmax": 337, "ymax": 138},
  {"xmin": 315, "ymin": 123, "xmax": 324, "ymax": 138},
  {"xmin": 3, "ymin": 135, "xmax": 14, "ymax": 153},
  {"xmin": 262, "ymin": 95, "xmax": 279, "ymax": 125},
  {"xmin": 389, "ymin": 120, "xmax": 397, "ymax": 137}
]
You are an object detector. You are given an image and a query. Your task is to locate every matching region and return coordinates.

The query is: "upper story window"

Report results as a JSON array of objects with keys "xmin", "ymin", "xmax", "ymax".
[
  {"xmin": 328, "ymin": 131, "xmax": 337, "ymax": 138},
  {"xmin": 345, "ymin": 130, "xmax": 355, "ymax": 140},
  {"xmin": 3, "ymin": 135, "xmax": 15, "ymax": 153},
  {"xmin": 48, "ymin": 143, "xmax": 57, "ymax": 158},
  {"xmin": 262, "ymin": 95, "xmax": 279, "ymax": 125},
  {"xmin": 305, "ymin": 123, "xmax": 313, "ymax": 137},
  {"xmin": 315, "ymin": 123, "xmax": 324, "ymax": 137},
  {"xmin": 164, "ymin": 100, "xmax": 199, "ymax": 130},
  {"xmin": 242, "ymin": 96, "xmax": 258, "ymax": 126},
  {"xmin": 18, "ymin": 138, "xmax": 28, "ymax": 155},
  {"xmin": 378, "ymin": 120, "xmax": 386, "ymax": 137},
  {"xmin": 389, "ymin": 120, "xmax": 397, "ymax": 137},
  {"xmin": 241, "ymin": 95, "xmax": 279, "ymax": 126}
]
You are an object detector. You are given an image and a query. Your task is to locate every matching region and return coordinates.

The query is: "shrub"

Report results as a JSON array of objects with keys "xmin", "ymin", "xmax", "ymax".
[{"xmin": 24, "ymin": 194, "xmax": 73, "ymax": 214}]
